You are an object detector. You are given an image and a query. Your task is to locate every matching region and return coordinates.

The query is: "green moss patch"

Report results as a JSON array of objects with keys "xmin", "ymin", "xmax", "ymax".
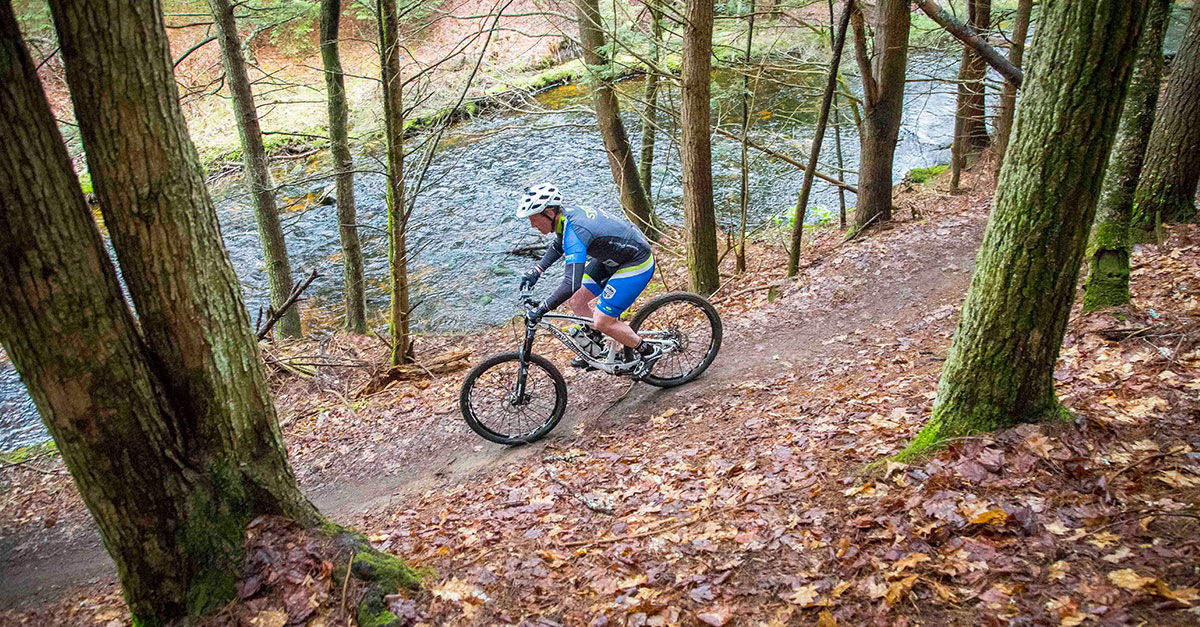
[{"xmin": 905, "ymin": 164, "xmax": 950, "ymax": 185}]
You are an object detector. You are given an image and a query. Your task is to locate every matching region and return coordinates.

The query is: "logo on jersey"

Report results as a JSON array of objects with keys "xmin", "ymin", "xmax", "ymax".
[{"xmin": 603, "ymin": 284, "xmax": 617, "ymax": 299}]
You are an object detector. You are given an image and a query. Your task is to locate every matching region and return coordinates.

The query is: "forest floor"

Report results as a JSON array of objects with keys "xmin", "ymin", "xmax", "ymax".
[{"xmin": 2, "ymin": 163, "xmax": 1199, "ymax": 625}]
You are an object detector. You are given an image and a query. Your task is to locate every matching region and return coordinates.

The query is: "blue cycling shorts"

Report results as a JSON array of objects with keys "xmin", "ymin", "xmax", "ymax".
[{"xmin": 581, "ymin": 255, "xmax": 655, "ymax": 317}]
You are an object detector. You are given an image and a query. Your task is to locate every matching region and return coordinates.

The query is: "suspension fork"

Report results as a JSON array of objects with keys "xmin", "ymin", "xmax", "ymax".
[{"xmin": 513, "ymin": 322, "xmax": 537, "ymax": 404}]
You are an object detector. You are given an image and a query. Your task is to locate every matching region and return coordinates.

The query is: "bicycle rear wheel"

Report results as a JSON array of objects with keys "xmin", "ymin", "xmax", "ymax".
[
  {"xmin": 628, "ymin": 291, "xmax": 722, "ymax": 388},
  {"xmin": 460, "ymin": 351, "xmax": 567, "ymax": 445}
]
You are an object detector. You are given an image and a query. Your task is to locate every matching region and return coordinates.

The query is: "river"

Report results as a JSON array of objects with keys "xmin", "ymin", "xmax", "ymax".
[{"xmin": 0, "ymin": 32, "xmax": 1112, "ymax": 449}]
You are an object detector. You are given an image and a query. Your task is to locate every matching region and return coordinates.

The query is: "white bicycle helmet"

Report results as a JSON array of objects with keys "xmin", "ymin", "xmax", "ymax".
[{"xmin": 516, "ymin": 184, "xmax": 562, "ymax": 218}]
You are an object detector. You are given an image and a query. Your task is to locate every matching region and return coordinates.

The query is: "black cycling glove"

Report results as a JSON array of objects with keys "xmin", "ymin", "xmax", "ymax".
[
  {"xmin": 525, "ymin": 302, "xmax": 548, "ymax": 326},
  {"xmin": 520, "ymin": 268, "xmax": 541, "ymax": 291}
]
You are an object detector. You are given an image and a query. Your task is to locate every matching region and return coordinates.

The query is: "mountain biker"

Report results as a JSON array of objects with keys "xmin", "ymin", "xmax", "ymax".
[{"xmin": 515, "ymin": 183, "xmax": 662, "ymax": 379}]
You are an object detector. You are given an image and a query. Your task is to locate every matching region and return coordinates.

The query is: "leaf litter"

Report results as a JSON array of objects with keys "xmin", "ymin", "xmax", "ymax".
[{"xmin": 2, "ymin": 167, "xmax": 1198, "ymax": 625}]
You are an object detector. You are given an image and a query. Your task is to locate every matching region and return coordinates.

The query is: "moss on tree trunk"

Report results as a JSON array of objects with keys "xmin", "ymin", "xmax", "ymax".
[
  {"xmin": 1083, "ymin": 0, "xmax": 1171, "ymax": 311},
  {"xmin": 902, "ymin": 0, "xmax": 1149, "ymax": 459},
  {"xmin": 379, "ymin": 0, "xmax": 412, "ymax": 365},
  {"xmin": 0, "ymin": 0, "xmax": 364, "ymax": 621},
  {"xmin": 1131, "ymin": 4, "xmax": 1200, "ymax": 238},
  {"xmin": 209, "ymin": 0, "xmax": 302, "ymax": 338},
  {"xmin": 321, "ymin": 0, "xmax": 367, "ymax": 334}
]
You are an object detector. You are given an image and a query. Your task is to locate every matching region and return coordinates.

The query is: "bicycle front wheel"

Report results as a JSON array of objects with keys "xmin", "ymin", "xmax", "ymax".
[
  {"xmin": 460, "ymin": 351, "xmax": 567, "ymax": 445},
  {"xmin": 629, "ymin": 291, "xmax": 722, "ymax": 388}
]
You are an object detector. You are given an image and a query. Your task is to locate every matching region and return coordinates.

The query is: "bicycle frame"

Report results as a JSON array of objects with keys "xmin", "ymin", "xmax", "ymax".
[{"xmin": 511, "ymin": 311, "xmax": 675, "ymax": 403}]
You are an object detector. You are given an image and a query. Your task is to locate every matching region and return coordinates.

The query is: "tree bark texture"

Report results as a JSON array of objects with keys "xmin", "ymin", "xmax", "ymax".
[
  {"xmin": 850, "ymin": 0, "xmax": 909, "ymax": 229},
  {"xmin": 1083, "ymin": 0, "xmax": 1171, "ymax": 311},
  {"xmin": 1132, "ymin": 4, "xmax": 1200, "ymax": 235},
  {"xmin": 207, "ymin": 0, "xmax": 300, "ymax": 338},
  {"xmin": 993, "ymin": 0, "xmax": 1032, "ymax": 178},
  {"xmin": 913, "ymin": 0, "xmax": 1023, "ymax": 87},
  {"xmin": 905, "ymin": 0, "xmax": 1148, "ymax": 456},
  {"xmin": 638, "ymin": 1, "xmax": 662, "ymax": 213},
  {"xmin": 379, "ymin": 0, "xmax": 412, "ymax": 365},
  {"xmin": 788, "ymin": 0, "xmax": 852, "ymax": 276},
  {"xmin": 960, "ymin": 0, "xmax": 991, "ymax": 151},
  {"xmin": 16, "ymin": 0, "xmax": 322, "ymax": 620},
  {"xmin": 321, "ymin": 0, "xmax": 366, "ymax": 333},
  {"xmin": 737, "ymin": 0, "xmax": 754, "ymax": 273},
  {"xmin": 575, "ymin": 0, "xmax": 656, "ymax": 240},
  {"xmin": 208, "ymin": 0, "xmax": 301, "ymax": 338},
  {"xmin": 681, "ymin": 0, "xmax": 719, "ymax": 294}
]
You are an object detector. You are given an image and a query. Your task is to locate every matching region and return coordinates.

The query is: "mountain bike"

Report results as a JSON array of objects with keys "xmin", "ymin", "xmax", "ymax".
[{"xmin": 460, "ymin": 290, "xmax": 722, "ymax": 444}]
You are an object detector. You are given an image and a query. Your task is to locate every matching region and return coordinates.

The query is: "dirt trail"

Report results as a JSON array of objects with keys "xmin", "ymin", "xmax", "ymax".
[{"xmin": 0, "ymin": 203, "xmax": 987, "ymax": 610}]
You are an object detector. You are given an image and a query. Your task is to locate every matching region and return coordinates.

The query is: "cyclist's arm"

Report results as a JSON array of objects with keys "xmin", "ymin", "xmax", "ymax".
[
  {"xmin": 534, "ymin": 235, "xmax": 563, "ymax": 274},
  {"xmin": 543, "ymin": 262, "xmax": 585, "ymax": 310},
  {"xmin": 541, "ymin": 225, "xmax": 587, "ymax": 310}
]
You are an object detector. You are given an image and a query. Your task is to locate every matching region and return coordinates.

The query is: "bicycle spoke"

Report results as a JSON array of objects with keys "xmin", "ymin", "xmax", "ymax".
[
  {"xmin": 466, "ymin": 357, "xmax": 560, "ymax": 439},
  {"xmin": 635, "ymin": 299, "xmax": 716, "ymax": 383}
]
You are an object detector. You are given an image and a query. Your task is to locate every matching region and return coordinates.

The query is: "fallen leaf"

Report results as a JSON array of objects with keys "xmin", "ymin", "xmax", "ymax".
[
  {"xmin": 1048, "ymin": 561, "xmax": 1070, "ymax": 581},
  {"xmin": 1108, "ymin": 569, "xmax": 1156, "ymax": 591},
  {"xmin": 890, "ymin": 553, "xmax": 930, "ymax": 575},
  {"xmin": 1102, "ymin": 547, "xmax": 1132, "ymax": 563},
  {"xmin": 1086, "ymin": 531, "xmax": 1120, "ymax": 549},
  {"xmin": 817, "ymin": 609, "xmax": 837, "ymax": 627},
  {"xmin": 250, "ymin": 609, "xmax": 287, "ymax": 627},
  {"xmin": 429, "ymin": 578, "xmax": 488, "ymax": 604},
  {"xmin": 619, "ymin": 574, "xmax": 648, "ymax": 589},
  {"xmin": 1157, "ymin": 471, "xmax": 1200, "ymax": 488},
  {"xmin": 884, "ymin": 575, "xmax": 918, "ymax": 606},
  {"xmin": 1153, "ymin": 581, "xmax": 1199, "ymax": 605},
  {"xmin": 697, "ymin": 607, "xmax": 732, "ymax": 626},
  {"xmin": 968, "ymin": 508, "xmax": 1008, "ymax": 526},
  {"xmin": 782, "ymin": 584, "xmax": 821, "ymax": 607},
  {"xmin": 1045, "ymin": 521, "xmax": 1071, "ymax": 535}
]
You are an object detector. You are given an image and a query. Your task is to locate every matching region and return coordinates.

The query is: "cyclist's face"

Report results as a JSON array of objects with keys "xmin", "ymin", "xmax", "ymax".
[{"xmin": 529, "ymin": 211, "xmax": 553, "ymax": 234}]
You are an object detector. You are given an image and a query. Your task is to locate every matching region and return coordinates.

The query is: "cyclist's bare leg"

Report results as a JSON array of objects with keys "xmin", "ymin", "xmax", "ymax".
[
  {"xmin": 593, "ymin": 311, "xmax": 640, "ymax": 348},
  {"xmin": 567, "ymin": 288, "xmax": 639, "ymax": 348},
  {"xmin": 566, "ymin": 287, "xmax": 594, "ymax": 318}
]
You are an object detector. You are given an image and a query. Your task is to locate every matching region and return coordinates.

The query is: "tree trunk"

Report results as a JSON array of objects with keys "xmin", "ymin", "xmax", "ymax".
[
  {"xmin": 575, "ymin": 0, "xmax": 656, "ymax": 240},
  {"xmin": 788, "ymin": 0, "xmax": 852, "ymax": 276},
  {"xmin": 830, "ymin": 0, "xmax": 847, "ymax": 230},
  {"xmin": 737, "ymin": 0, "xmax": 754, "ymax": 273},
  {"xmin": 10, "ymin": 0, "xmax": 360, "ymax": 619},
  {"xmin": 208, "ymin": 0, "xmax": 302, "ymax": 338},
  {"xmin": 638, "ymin": 0, "xmax": 662, "ymax": 204},
  {"xmin": 321, "ymin": 0, "xmax": 366, "ymax": 334},
  {"xmin": 1132, "ymin": 4, "xmax": 1200, "ymax": 237},
  {"xmin": 681, "ymin": 0, "xmax": 719, "ymax": 294},
  {"xmin": 1083, "ymin": 0, "xmax": 1171, "ymax": 311},
  {"xmin": 903, "ymin": 0, "xmax": 1148, "ymax": 457},
  {"xmin": 379, "ymin": 0, "xmax": 411, "ymax": 365},
  {"xmin": 960, "ymin": 0, "xmax": 990, "ymax": 151},
  {"xmin": 950, "ymin": 0, "xmax": 990, "ymax": 190},
  {"xmin": 850, "ymin": 0, "xmax": 909, "ymax": 230},
  {"xmin": 993, "ymin": 0, "xmax": 1032, "ymax": 178}
]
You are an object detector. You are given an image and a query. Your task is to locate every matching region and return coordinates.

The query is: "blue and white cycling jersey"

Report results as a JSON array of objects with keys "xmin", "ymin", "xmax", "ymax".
[{"xmin": 535, "ymin": 206, "xmax": 654, "ymax": 317}]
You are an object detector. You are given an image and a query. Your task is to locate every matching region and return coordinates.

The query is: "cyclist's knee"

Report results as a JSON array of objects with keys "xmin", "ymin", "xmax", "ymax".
[{"xmin": 592, "ymin": 311, "xmax": 616, "ymax": 333}]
